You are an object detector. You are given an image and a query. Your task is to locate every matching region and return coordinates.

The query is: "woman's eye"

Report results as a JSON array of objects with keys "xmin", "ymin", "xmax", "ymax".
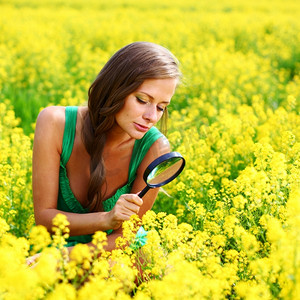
[
  {"xmin": 136, "ymin": 97, "xmax": 147, "ymax": 104},
  {"xmin": 136, "ymin": 96, "xmax": 165, "ymax": 112}
]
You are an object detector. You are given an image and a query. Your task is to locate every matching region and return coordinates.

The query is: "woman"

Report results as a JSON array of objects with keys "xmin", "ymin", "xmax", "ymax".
[{"xmin": 32, "ymin": 41, "xmax": 181, "ymax": 251}]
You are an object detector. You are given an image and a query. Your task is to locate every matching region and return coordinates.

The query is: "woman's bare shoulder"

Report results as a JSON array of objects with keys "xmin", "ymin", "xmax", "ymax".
[
  {"xmin": 152, "ymin": 134, "xmax": 171, "ymax": 154},
  {"xmin": 36, "ymin": 106, "xmax": 65, "ymax": 125},
  {"xmin": 34, "ymin": 106, "xmax": 66, "ymax": 153}
]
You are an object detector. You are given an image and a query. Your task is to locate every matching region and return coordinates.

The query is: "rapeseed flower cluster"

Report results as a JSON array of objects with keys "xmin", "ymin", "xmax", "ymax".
[
  {"xmin": 1, "ymin": 0, "xmax": 300, "ymax": 298},
  {"xmin": 1, "ymin": 201, "xmax": 299, "ymax": 299},
  {"xmin": 0, "ymin": 100, "xmax": 33, "ymax": 237}
]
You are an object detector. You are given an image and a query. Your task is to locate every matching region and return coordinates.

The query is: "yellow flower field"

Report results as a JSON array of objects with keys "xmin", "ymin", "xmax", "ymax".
[{"xmin": 0, "ymin": 0, "xmax": 300, "ymax": 299}]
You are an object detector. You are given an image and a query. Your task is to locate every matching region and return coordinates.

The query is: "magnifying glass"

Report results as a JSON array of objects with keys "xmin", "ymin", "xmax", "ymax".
[{"xmin": 138, "ymin": 152, "xmax": 185, "ymax": 198}]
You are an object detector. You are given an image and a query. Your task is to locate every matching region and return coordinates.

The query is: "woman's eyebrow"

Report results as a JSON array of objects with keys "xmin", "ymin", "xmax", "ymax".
[{"xmin": 137, "ymin": 91, "xmax": 171, "ymax": 104}]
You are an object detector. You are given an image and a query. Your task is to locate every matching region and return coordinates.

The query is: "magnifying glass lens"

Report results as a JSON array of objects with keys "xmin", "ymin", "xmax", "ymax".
[
  {"xmin": 147, "ymin": 157, "xmax": 183, "ymax": 185},
  {"xmin": 138, "ymin": 152, "xmax": 185, "ymax": 198}
]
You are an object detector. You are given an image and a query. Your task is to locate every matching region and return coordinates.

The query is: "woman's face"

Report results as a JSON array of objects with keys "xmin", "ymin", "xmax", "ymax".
[{"xmin": 114, "ymin": 78, "xmax": 177, "ymax": 139}]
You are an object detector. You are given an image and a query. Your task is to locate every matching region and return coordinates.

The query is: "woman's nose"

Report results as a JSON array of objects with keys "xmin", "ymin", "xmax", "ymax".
[{"xmin": 143, "ymin": 105, "xmax": 158, "ymax": 123}]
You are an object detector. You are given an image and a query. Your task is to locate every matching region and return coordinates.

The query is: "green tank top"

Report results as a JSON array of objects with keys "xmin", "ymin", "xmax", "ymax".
[{"xmin": 58, "ymin": 106, "xmax": 163, "ymax": 246}]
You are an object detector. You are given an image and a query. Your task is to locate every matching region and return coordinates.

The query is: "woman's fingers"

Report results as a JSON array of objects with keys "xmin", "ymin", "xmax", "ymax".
[
  {"xmin": 117, "ymin": 194, "xmax": 143, "ymax": 213},
  {"xmin": 121, "ymin": 194, "xmax": 143, "ymax": 206},
  {"xmin": 109, "ymin": 194, "xmax": 143, "ymax": 229},
  {"xmin": 116, "ymin": 202, "xmax": 139, "ymax": 217}
]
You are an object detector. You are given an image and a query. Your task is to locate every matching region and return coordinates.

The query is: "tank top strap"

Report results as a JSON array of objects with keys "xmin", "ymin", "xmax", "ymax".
[
  {"xmin": 128, "ymin": 126, "xmax": 163, "ymax": 183},
  {"xmin": 60, "ymin": 106, "xmax": 78, "ymax": 166}
]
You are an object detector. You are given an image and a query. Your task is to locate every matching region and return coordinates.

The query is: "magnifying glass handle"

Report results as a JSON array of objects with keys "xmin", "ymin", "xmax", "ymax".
[{"xmin": 138, "ymin": 186, "xmax": 150, "ymax": 198}]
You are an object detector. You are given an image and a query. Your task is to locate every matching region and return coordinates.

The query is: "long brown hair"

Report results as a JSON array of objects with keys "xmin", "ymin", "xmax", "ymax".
[{"xmin": 82, "ymin": 41, "xmax": 181, "ymax": 211}]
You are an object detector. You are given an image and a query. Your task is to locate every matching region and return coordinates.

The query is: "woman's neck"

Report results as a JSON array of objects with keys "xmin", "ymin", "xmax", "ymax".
[{"xmin": 105, "ymin": 126, "xmax": 134, "ymax": 150}]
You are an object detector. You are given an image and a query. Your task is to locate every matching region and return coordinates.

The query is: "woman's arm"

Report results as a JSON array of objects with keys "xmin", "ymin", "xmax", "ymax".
[
  {"xmin": 32, "ymin": 106, "xmax": 110, "ymax": 235},
  {"xmin": 104, "ymin": 135, "xmax": 171, "ymax": 250},
  {"xmin": 132, "ymin": 134, "xmax": 171, "ymax": 216}
]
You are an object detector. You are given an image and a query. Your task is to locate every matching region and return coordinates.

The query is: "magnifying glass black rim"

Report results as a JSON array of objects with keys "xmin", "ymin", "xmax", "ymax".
[{"xmin": 143, "ymin": 151, "xmax": 185, "ymax": 188}]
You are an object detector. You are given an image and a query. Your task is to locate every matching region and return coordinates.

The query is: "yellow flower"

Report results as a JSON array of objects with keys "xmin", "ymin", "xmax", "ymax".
[
  {"xmin": 91, "ymin": 230, "xmax": 108, "ymax": 252},
  {"xmin": 32, "ymin": 247, "xmax": 61, "ymax": 287},
  {"xmin": 29, "ymin": 225, "xmax": 52, "ymax": 254},
  {"xmin": 51, "ymin": 213, "xmax": 70, "ymax": 248},
  {"xmin": 69, "ymin": 243, "xmax": 92, "ymax": 265},
  {"xmin": 0, "ymin": 217, "xmax": 10, "ymax": 236},
  {"xmin": 45, "ymin": 283, "xmax": 77, "ymax": 300},
  {"xmin": 235, "ymin": 281, "xmax": 272, "ymax": 300}
]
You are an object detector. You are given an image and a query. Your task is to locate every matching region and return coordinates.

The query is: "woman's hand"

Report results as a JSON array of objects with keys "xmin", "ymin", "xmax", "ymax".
[{"xmin": 107, "ymin": 194, "xmax": 143, "ymax": 230}]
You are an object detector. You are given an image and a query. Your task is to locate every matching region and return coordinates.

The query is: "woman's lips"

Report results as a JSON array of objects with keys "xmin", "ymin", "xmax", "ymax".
[{"xmin": 134, "ymin": 123, "xmax": 149, "ymax": 132}]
